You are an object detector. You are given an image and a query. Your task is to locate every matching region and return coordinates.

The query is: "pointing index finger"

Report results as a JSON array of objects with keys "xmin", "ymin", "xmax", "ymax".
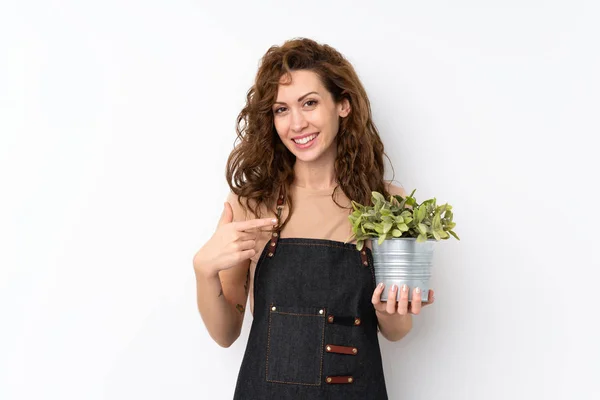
[{"xmin": 235, "ymin": 217, "xmax": 278, "ymax": 232}]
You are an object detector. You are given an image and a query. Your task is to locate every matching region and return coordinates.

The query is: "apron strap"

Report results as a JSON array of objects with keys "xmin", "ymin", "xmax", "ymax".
[{"xmin": 267, "ymin": 186, "xmax": 285, "ymax": 258}]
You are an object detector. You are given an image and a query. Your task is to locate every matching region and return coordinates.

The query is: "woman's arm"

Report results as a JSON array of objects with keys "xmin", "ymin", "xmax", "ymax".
[
  {"xmin": 194, "ymin": 257, "xmax": 249, "ymax": 348},
  {"xmin": 193, "ymin": 192, "xmax": 275, "ymax": 348},
  {"xmin": 376, "ymin": 309, "xmax": 413, "ymax": 342}
]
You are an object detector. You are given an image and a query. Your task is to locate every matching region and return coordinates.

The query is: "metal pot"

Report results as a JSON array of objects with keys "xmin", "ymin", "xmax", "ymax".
[{"xmin": 370, "ymin": 237, "xmax": 435, "ymax": 302}]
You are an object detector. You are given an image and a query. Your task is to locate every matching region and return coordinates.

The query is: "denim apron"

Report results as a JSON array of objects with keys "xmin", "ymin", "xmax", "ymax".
[{"xmin": 233, "ymin": 190, "xmax": 388, "ymax": 399}]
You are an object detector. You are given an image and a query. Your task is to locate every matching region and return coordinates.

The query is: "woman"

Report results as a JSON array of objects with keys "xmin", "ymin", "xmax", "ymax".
[{"xmin": 193, "ymin": 37, "xmax": 434, "ymax": 399}]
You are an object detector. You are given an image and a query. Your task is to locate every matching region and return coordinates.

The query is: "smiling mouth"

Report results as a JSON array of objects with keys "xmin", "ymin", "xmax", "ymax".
[{"xmin": 293, "ymin": 133, "xmax": 318, "ymax": 145}]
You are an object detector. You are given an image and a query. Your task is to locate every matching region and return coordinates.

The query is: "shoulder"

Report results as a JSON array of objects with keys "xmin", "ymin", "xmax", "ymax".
[
  {"xmin": 225, "ymin": 191, "xmax": 270, "ymax": 222},
  {"xmin": 225, "ymin": 191, "xmax": 253, "ymax": 223},
  {"xmin": 384, "ymin": 181, "xmax": 407, "ymax": 197}
]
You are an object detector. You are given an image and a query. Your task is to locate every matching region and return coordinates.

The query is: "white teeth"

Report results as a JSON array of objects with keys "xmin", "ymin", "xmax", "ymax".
[{"xmin": 293, "ymin": 134, "xmax": 317, "ymax": 145}]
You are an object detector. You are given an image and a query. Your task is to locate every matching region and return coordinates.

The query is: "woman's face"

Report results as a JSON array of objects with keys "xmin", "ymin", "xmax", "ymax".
[{"xmin": 272, "ymin": 70, "xmax": 350, "ymax": 164}]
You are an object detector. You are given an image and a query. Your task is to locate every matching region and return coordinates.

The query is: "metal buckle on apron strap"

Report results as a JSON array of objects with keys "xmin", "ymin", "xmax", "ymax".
[
  {"xmin": 325, "ymin": 376, "xmax": 354, "ymax": 384},
  {"xmin": 326, "ymin": 315, "xmax": 361, "ymax": 326},
  {"xmin": 325, "ymin": 344, "xmax": 358, "ymax": 355}
]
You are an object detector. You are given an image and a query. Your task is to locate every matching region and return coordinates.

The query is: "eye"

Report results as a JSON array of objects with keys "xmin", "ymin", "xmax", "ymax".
[
  {"xmin": 274, "ymin": 107, "xmax": 286, "ymax": 114},
  {"xmin": 305, "ymin": 100, "xmax": 318, "ymax": 107}
]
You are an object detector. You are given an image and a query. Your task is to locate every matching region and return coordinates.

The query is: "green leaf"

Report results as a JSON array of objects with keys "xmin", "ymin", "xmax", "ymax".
[
  {"xmin": 449, "ymin": 230, "xmax": 460, "ymax": 240},
  {"xmin": 405, "ymin": 190, "xmax": 417, "ymax": 207},
  {"xmin": 380, "ymin": 208, "xmax": 392, "ymax": 217},
  {"xmin": 417, "ymin": 234, "xmax": 427, "ymax": 243},
  {"xmin": 417, "ymin": 206, "xmax": 426, "ymax": 222},
  {"xmin": 432, "ymin": 212, "xmax": 442, "ymax": 231},
  {"xmin": 381, "ymin": 215, "xmax": 394, "ymax": 223},
  {"xmin": 372, "ymin": 191, "xmax": 385, "ymax": 204},
  {"xmin": 439, "ymin": 203, "xmax": 447, "ymax": 214},
  {"xmin": 356, "ymin": 240, "xmax": 364, "ymax": 251},
  {"xmin": 378, "ymin": 234, "xmax": 386, "ymax": 245},
  {"xmin": 392, "ymin": 229, "xmax": 402, "ymax": 237},
  {"xmin": 396, "ymin": 223, "xmax": 409, "ymax": 231},
  {"xmin": 383, "ymin": 222, "xmax": 393, "ymax": 234},
  {"xmin": 363, "ymin": 222, "xmax": 376, "ymax": 230}
]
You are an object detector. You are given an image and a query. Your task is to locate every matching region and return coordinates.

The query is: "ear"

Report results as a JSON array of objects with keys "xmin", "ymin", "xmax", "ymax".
[{"xmin": 338, "ymin": 98, "xmax": 351, "ymax": 118}]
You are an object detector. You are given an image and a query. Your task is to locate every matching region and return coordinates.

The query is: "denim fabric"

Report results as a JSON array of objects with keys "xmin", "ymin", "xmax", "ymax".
[{"xmin": 233, "ymin": 238, "xmax": 388, "ymax": 400}]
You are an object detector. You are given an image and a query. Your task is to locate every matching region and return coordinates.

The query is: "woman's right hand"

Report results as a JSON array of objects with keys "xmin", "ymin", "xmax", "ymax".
[{"xmin": 193, "ymin": 202, "xmax": 278, "ymax": 278}]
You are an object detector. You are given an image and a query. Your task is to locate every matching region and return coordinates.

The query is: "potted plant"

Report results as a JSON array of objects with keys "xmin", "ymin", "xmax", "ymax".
[{"xmin": 347, "ymin": 189, "xmax": 459, "ymax": 302}]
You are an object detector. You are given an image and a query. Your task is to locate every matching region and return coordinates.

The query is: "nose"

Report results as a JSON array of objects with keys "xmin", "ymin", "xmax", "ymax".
[{"xmin": 290, "ymin": 108, "xmax": 309, "ymax": 133}]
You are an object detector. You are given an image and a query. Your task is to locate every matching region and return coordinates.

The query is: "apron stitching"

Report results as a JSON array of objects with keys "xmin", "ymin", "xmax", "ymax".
[
  {"xmin": 319, "ymin": 310, "xmax": 325, "ymax": 386},
  {"xmin": 266, "ymin": 379, "xmax": 321, "ymax": 386},
  {"xmin": 279, "ymin": 242, "xmax": 364, "ymax": 251},
  {"xmin": 266, "ymin": 307, "xmax": 272, "ymax": 381},
  {"xmin": 274, "ymin": 312, "xmax": 326, "ymax": 317}
]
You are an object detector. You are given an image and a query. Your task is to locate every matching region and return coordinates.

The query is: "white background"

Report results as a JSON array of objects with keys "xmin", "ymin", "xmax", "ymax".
[{"xmin": 2, "ymin": 1, "xmax": 599, "ymax": 399}]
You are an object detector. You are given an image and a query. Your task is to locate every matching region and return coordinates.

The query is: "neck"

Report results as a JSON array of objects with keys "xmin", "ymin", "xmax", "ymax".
[{"xmin": 293, "ymin": 148, "xmax": 337, "ymax": 191}]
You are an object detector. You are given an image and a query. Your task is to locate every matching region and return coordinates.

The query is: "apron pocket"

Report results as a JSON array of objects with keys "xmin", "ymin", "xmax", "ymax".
[{"xmin": 266, "ymin": 304, "xmax": 326, "ymax": 386}]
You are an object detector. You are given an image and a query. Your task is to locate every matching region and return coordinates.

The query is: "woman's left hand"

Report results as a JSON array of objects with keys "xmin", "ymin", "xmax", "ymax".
[{"xmin": 371, "ymin": 283, "xmax": 434, "ymax": 315}]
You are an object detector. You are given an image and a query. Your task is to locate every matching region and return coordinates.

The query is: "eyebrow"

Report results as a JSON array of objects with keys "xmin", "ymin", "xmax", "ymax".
[{"xmin": 273, "ymin": 91, "xmax": 319, "ymax": 105}]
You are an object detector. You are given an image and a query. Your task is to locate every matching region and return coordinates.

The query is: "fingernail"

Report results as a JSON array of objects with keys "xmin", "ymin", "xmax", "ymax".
[
  {"xmin": 415, "ymin": 287, "xmax": 421, "ymax": 294},
  {"xmin": 378, "ymin": 283, "xmax": 384, "ymax": 289},
  {"xmin": 271, "ymin": 218, "xmax": 278, "ymax": 224},
  {"xmin": 402, "ymin": 284, "xmax": 408, "ymax": 292},
  {"xmin": 392, "ymin": 284, "xmax": 398, "ymax": 292}
]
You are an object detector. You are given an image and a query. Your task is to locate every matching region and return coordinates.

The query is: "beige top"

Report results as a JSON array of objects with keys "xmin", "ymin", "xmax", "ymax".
[{"xmin": 227, "ymin": 182, "xmax": 405, "ymax": 314}]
